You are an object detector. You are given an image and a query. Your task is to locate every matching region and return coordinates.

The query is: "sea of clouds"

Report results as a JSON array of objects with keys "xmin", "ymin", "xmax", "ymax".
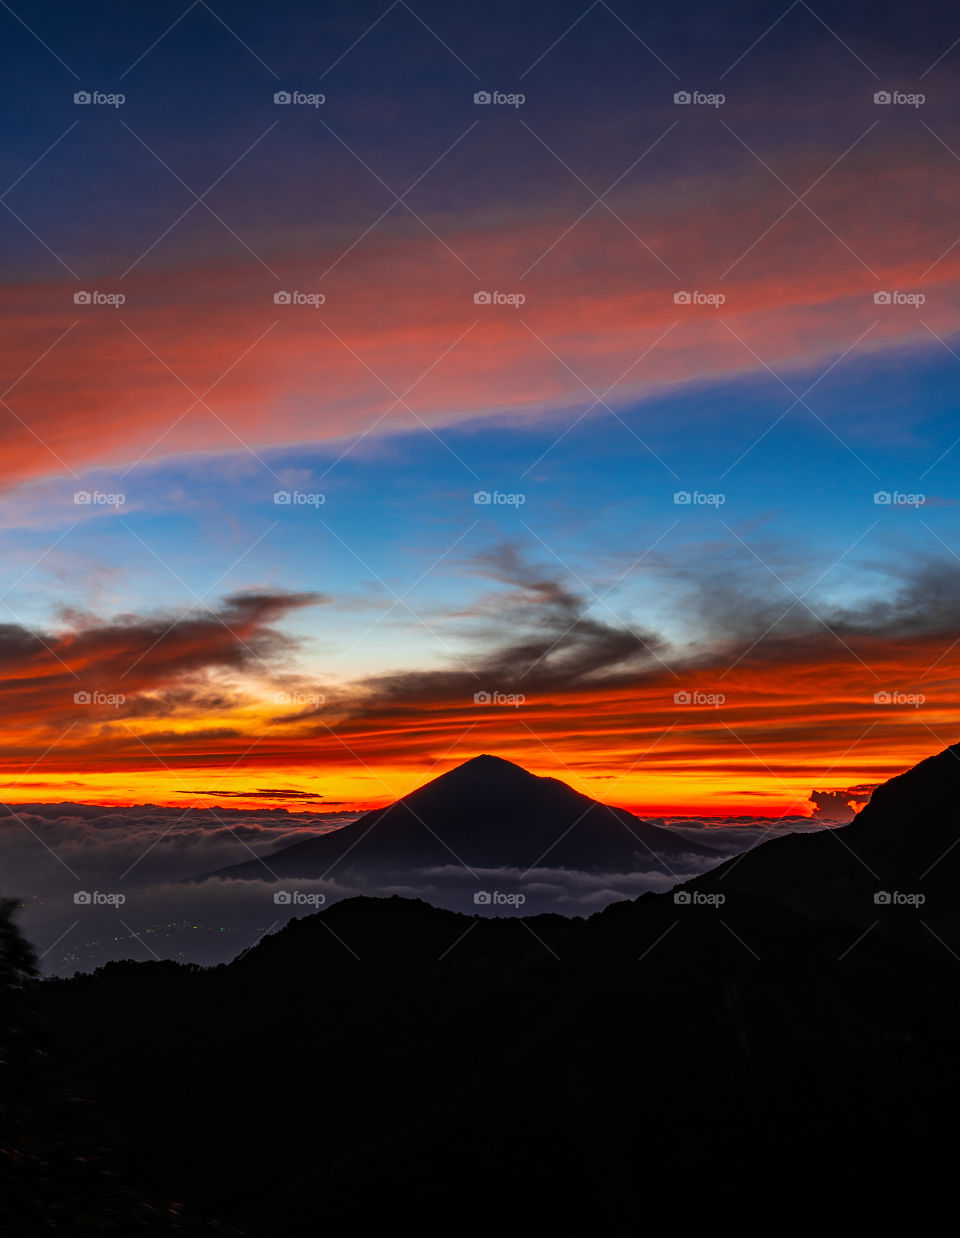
[{"xmin": 0, "ymin": 803, "xmax": 833, "ymax": 975}]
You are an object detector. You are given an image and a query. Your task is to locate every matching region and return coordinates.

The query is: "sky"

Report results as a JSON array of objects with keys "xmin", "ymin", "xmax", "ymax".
[{"xmin": 2, "ymin": 0, "xmax": 960, "ymax": 836}]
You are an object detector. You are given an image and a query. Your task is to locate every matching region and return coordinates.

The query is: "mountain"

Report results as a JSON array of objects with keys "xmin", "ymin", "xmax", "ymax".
[
  {"xmin": 22, "ymin": 889, "xmax": 960, "ymax": 1234},
  {"xmin": 18, "ymin": 743, "xmax": 960, "ymax": 1233},
  {"xmin": 201, "ymin": 753, "xmax": 719, "ymax": 883},
  {"xmin": 686, "ymin": 740, "xmax": 960, "ymax": 944}
]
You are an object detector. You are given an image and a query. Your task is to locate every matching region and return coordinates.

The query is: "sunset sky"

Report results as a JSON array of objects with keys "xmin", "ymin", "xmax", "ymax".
[{"xmin": 3, "ymin": 0, "xmax": 960, "ymax": 816}]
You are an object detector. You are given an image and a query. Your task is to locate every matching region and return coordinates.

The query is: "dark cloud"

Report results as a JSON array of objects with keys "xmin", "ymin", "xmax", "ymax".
[
  {"xmin": 661, "ymin": 545, "xmax": 960, "ymax": 663},
  {"xmin": 809, "ymin": 786, "xmax": 875, "ymax": 822},
  {"xmin": 343, "ymin": 542, "xmax": 671, "ymax": 713},
  {"xmin": 0, "ymin": 589, "xmax": 328, "ymax": 757},
  {"xmin": 321, "ymin": 544, "xmax": 960, "ymax": 736},
  {"xmin": 178, "ymin": 788, "xmax": 327, "ymax": 801}
]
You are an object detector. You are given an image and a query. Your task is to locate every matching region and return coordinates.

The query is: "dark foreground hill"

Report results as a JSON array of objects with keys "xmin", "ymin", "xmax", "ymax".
[
  {"xmin": 7, "ymin": 886, "xmax": 960, "ymax": 1235},
  {"xmin": 686, "ymin": 740, "xmax": 960, "ymax": 945},
  {"xmin": 202, "ymin": 753, "xmax": 719, "ymax": 883}
]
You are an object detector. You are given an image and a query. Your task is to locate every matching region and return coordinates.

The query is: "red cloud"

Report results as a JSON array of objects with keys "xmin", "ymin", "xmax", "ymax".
[{"xmin": 2, "ymin": 144, "xmax": 958, "ymax": 484}]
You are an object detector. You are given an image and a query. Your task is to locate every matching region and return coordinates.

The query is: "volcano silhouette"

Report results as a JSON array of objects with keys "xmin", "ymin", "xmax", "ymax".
[{"xmin": 203, "ymin": 753, "xmax": 719, "ymax": 882}]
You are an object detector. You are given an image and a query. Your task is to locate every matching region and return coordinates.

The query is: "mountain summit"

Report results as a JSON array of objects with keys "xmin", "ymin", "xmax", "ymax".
[{"xmin": 203, "ymin": 753, "xmax": 718, "ymax": 883}]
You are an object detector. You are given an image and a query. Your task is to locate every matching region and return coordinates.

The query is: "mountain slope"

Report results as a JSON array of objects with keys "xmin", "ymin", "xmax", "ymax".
[
  {"xmin": 686, "ymin": 740, "xmax": 960, "ymax": 943},
  {"xmin": 201, "ymin": 753, "xmax": 719, "ymax": 882},
  {"xmin": 27, "ymin": 889, "xmax": 960, "ymax": 1234}
]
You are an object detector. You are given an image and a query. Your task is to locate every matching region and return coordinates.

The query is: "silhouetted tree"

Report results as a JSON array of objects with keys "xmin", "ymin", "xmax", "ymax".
[
  {"xmin": 0, "ymin": 895, "xmax": 39, "ymax": 1087},
  {"xmin": 0, "ymin": 895, "xmax": 37, "ymax": 1001}
]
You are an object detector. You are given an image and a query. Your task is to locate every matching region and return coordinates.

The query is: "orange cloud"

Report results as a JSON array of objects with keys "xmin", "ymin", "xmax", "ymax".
[{"xmin": 0, "ymin": 553, "xmax": 958, "ymax": 815}]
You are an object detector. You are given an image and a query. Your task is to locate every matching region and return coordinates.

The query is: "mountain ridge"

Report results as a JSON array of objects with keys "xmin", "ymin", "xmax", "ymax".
[{"xmin": 686, "ymin": 739, "xmax": 960, "ymax": 944}]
